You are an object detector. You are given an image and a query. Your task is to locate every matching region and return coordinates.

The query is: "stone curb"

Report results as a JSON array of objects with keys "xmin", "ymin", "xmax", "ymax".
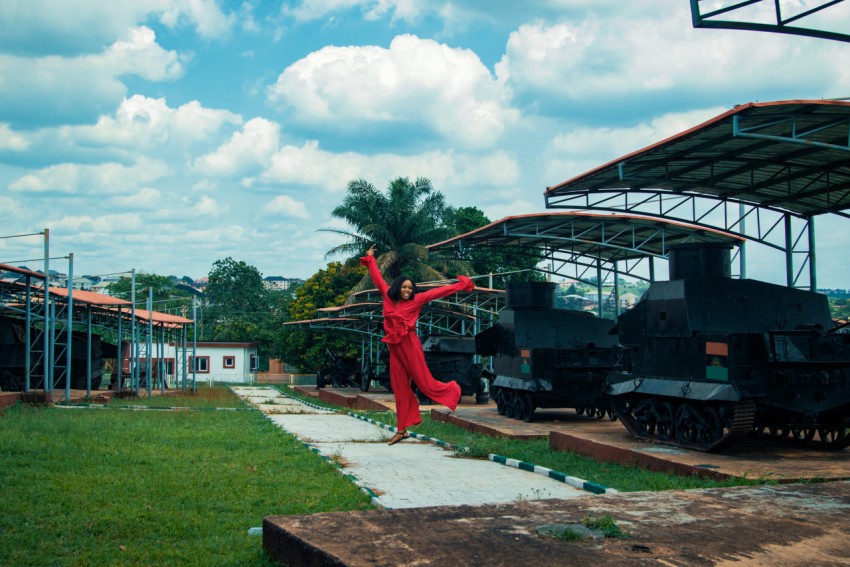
[
  {"xmin": 54, "ymin": 403, "xmax": 254, "ymax": 411},
  {"xmin": 487, "ymin": 454, "xmax": 618, "ymax": 495}
]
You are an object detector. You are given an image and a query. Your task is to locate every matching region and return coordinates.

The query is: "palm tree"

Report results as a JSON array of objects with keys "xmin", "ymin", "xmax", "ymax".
[{"xmin": 321, "ymin": 176, "xmax": 466, "ymax": 301}]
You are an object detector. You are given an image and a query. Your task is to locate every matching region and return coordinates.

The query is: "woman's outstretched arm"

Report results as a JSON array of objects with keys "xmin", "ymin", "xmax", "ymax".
[
  {"xmin": 415, "ymin": 274, "xmax": 475, "ymax": 305},
  {"xmin": 359, "ymin": 244, "xmax": 390, "ymax": 298}
]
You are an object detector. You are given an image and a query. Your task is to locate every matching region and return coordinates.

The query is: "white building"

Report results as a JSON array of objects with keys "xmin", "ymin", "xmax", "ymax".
[
  {"xmin": 184, "ymin": 341, "xmax": 260, "ymax": 384},
  {"xmin": 135, "ymin": 340, "xmax": 260, "ymax": 385}
]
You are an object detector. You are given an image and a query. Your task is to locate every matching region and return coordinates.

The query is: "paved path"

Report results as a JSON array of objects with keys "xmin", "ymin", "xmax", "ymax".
[{"xmin": 231, "ymin": 386, "xmax": 589, "ymax": 509}]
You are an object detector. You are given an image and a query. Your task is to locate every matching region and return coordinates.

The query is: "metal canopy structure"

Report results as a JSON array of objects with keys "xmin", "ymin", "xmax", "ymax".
[
  {"xmin": 0, "ymin": 262, "xmax": 196, "ymax": 398},
  {"xmin": 426, "ymin": 212, "xmax": 744, "ymax": 317},
  {"xmin": 284, "ymin": 286, "xmax": 506, "ymax": 369},
  {"xmin": 545, "ymin": 100, "xmax": 850, "ymax": 290},
  {"xmin": 690, "ymin": 0, "xmax": 850, "ymax": 43}
]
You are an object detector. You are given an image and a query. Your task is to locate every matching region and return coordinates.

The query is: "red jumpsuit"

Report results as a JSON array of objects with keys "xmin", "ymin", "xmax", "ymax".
[{"xmin": 360, "ymin": 255, "xmax": 475, "ymax": 430}]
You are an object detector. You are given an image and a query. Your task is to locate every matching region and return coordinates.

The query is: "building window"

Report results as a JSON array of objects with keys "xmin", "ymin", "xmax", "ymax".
[
  {"xmin": 250, "ymin": 354, "xmax": 259, "ymax": 371},
  {"xmin": 190, "ymin": 356, "xmax": 210, "ymax": 373},
  {"xmin": 223, "ymin": 356, "xmax": 235, "ymax": 369}
]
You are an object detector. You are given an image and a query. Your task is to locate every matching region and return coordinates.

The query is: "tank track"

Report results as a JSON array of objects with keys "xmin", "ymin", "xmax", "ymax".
[
  {"xmin": 611, "ymin": 395, "xmax": 755, "ymax": 453},
  {"xmin": 752, "ymin": 422, "xmax": 850, "ymax": 450}
]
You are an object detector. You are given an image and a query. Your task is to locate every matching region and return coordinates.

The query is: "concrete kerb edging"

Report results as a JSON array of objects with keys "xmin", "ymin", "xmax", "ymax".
[
  {"xmin": 346, "ymin": 412, "xmax": 617, "ymax": 495},
  {"xmin": 54, "ymin": 403, "xmax": 255, "ymax": 411},
  {"xmin": 487, "ymin": 455, "xmax": 618, "ymax": 495}
]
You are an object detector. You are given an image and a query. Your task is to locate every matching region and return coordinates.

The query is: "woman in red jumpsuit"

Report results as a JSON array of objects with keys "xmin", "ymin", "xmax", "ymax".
[{"xmin": 361, "ymin": 244, "xmax": 475, "ymax": 445}]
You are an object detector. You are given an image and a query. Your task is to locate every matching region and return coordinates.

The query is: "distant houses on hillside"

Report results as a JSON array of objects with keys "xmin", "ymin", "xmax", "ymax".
[
  {"xmin": 263, "ymin": 276, "xmax": 303, "ymax": 291},
  {"xmin": 0, "ymin": 267, "xmax": 304, "ymax": 297}
]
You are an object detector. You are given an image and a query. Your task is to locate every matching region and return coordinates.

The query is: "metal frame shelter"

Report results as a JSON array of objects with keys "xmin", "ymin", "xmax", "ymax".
[
  {"xmin": 690, "ymin": 0, "xmax": 850, "ymax": 43},
  {"xmin": 0, "ymin": 261, "xmax": 197, "ymax": 400},
  {"xmin": 544, "ymin": 100, "xmax": 850, "ymax": 290},
  {"xmin": 427, "ymin": 212, "xmax": 744, "ymax": 318}
]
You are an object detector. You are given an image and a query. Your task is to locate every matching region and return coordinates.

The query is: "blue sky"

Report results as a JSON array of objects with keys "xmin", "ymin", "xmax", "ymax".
[{"xmin": 1, "ymin": 0, "xmax": 849, "ymax": 287}]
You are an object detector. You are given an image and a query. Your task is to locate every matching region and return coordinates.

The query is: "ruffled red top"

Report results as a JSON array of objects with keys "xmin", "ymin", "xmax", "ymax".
[{"xmin": 360, "ymin": 255, "xmax": 475, "ymax": 344}]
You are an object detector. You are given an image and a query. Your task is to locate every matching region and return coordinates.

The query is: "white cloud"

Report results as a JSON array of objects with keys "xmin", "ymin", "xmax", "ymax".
[
  {"xmin": 47, "ymin": 213, "xmax": 144, "ymax": 233},
  {"xmin": 267, "ymin": 34, "xmax": 518, "ymax": 149},
  {"xmin": 60, "ymin": 95, "xmax": 241, "ymax": 150},
  {"xmin": 0, "ymin": 196, "xmax": 19, "ymax": 216},
  {"xmin": 265, "ymin": 195, "xmax": 310, "ymax": 219},
  {"xmin": 192, "ymin": 117, "xmax": 280, "ymax": 177},
  {"xmin": 8, "ymin": 157, "xmax": 170, "ymax": 195},
  {"xmin": 496, "ymin": 12, "xmax": 850, "ymax": 104},
  {"xmin": 543, "ymin": 107, "xmax": 726, "ymax": 182},
  {"xmin": 157, "ymin": 0, "xmax": 236, "ymax": 39},
  {"xmin": 0, "ymin": 0, "xmax": 236, "ymax": 54},
  {"xmin": 178, "ymin": 194, "xmax": 226, "ymax": 218},
  {"xmin": 483, "ymin": 198, "xmax": 539, "ymax": 221},
  {"xmin": 282, "ymin": 0, "xmax": 424, "ymax": 23},
  {"xmin": 0, "ymin": 123, "xmax": 29, "ymax": 151},
  {"xmin": 254, "ymin": 140, "xmax": 522, "ymax": 195},
  {"xmin": 0, "ymin": 26, "xmax": 184, "ymax": 125},
  {"xmin": 108, "ymin": 187, "xmax": 162, "ymax": 209}
]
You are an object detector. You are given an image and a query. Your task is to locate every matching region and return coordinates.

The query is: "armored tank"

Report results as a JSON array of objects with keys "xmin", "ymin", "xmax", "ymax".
[
  {"xmin": 475, "ymin": 281, "xmax": 622, "ymax": 422},
  {"xmin": 607, "ymin": 243, "xmax": 850, "ymax": 452},
  {"xmin": 420, "ymin": 335, "xmax": 487, "ymax": 403}
]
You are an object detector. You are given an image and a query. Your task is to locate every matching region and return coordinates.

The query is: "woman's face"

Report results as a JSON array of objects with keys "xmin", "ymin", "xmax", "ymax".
[{"xmin": 400, "ymin": 280, "xmax": 414, "ymax": 300}]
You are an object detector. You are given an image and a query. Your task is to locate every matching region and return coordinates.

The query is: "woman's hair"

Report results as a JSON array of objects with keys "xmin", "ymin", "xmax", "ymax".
[{"xmin": 387, "ymin": 275, "xmax": 417, "ymax": 301}]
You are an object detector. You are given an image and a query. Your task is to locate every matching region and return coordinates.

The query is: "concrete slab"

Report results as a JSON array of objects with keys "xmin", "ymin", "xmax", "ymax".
[
  {"xmin": 264, "ymin": 481, "xmax": 850, "ymax": 567},
  {"xmin": 316, "ymin": 440, "xmax": 586, "ymax": 509},
  {"xmin": 265, "ymin": 414, "xmax": 389, "ymax": 443}
]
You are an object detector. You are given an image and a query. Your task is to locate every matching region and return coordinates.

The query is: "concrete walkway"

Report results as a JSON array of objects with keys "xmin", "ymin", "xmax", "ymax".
[{"xmin": 231, "ymin": 386, "xmax": 590, "ymax": 509}]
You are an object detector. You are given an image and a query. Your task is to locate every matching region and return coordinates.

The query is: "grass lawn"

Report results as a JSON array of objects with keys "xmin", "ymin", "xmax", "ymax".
[{"xmin": 0, "ymin": 386, "xmax": 374, "ymax": 566}]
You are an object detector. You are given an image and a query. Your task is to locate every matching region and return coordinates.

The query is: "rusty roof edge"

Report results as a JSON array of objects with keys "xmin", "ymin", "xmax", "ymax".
[{"xmin": 544, "ymin": 99, "xmax": 850, "ymax": 196}]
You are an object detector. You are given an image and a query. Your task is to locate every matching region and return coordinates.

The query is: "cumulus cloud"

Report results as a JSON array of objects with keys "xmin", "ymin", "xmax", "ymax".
[
  {"xmin": 0, "ymin": 26, "xmax": 184, "ymax": 126},
  {"xmin": 483, "ymin": 198, "xmax": 540, "ymax": 221},
  {"xmin": 108, "ymin": 187, "xmax": 162, "ymax": 209},
  {"xmin": 47, "ymin": 212, "xmax": 144, "ymax": 233},
  {"xmin": 282, "ymin": 0, "xmax": 424, "ymax": 23},
  {"xmin": 61, "ymin": 95, "xmax": 242, "ymax": 150},
  {"xmin": 543, "ymin": 107, "xmax": 726, "ymax": 182},
  {"xmin": 192, "ymin": 117, "xmax": 280, "ymax": 177},
  {"xmin": 0, "ymin": 123, "xmax": 29, "ymax": 151},
  {"xmin": 8, "ymin": 157, "xmax": 170, "ymax": 195},
  {"xmin": 495, "ymin": 11, "xmax": 850, "ymax": 107},
  {"xmin": 265, "ymin": 195, "xmax": 310, "ymax": 219},
  {"xmin": 267, "ymin": 34, "xmax": 518, "ymax": 149},
  {"xmin": 0, "ymin": 0, "xmax": 236, "ymax": 55},
  {"xmin": 254, "ymin": 139, "xmax": 518, "ymax": 192}
]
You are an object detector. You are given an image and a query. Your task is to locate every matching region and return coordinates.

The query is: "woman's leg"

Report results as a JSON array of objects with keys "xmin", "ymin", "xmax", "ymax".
[
  {"xmin": 388, "ymin": 344, "xmax": 421, "ymax": 430},
  {"xmin": 397, "ymin": 334, "xmax": 462, "ymax": 412}
]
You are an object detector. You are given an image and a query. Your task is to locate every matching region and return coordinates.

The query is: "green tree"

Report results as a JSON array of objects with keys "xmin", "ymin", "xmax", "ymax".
[
  {"xmin": 204, "ymin": 258, "xmax": 269, "ymax": 340},
  {"xmin": 321, "ymin": 176, "xmax": 465, "ymax": 300},
  {"xmin": 278, "ymin": 261, "xmax": 366, "ymax": 371},
  {"xmin": 443, "ymin": 206, "xmax": 546, "ymax": 289},
  {"xmin": 107, "ymin": 273, "xmax": 193, "ymax": 313}
]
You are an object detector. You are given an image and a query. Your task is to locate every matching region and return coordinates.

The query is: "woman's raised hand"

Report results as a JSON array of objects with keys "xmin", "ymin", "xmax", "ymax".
[{"xmin": 366, "ymin": 244, "xmax": 376, "ymax": 257}]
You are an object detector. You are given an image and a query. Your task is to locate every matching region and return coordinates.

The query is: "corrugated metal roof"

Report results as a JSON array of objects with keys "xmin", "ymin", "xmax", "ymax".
[
  {"xmin": 48, "ymin": 286, "xmax": 131, "ymax": 306},
  {"xmin": 545, "ymin": 100, "xmax": 850, "ymax": 218},
  {"xmin": 427, "ymin": 211, "xmax": 743, "ymax": 264}
]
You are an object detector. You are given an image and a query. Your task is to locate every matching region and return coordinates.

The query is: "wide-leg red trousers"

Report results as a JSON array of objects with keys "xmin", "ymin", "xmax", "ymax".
[{"xmin": 387, "ymin": 333, "xmax": 461, "ymax": 431}]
